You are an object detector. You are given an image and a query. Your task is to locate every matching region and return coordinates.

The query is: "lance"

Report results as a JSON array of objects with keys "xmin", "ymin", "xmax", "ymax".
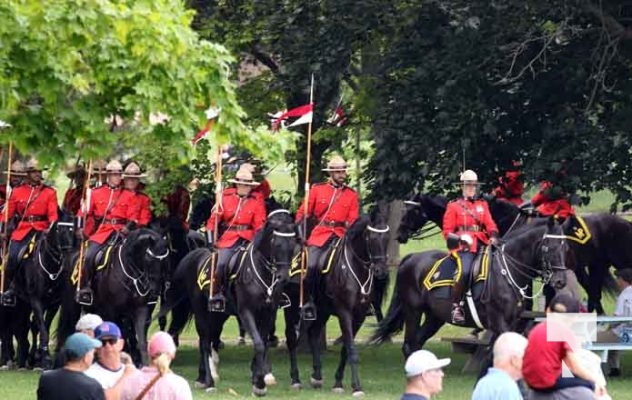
[
  {"xmin": 75, "ymin": 159, "xmax": 93, "ymax": 295},
  {"xmin": 0, "ymin": 141, "xmax": 13, "ymax": 296},
  {"xmin": 208, "ymin": 145, "xmax": 223, "ymax": 307},
  {"xmin": 300, "ymin": 75, "xmax": 315, "ymax": 309}
]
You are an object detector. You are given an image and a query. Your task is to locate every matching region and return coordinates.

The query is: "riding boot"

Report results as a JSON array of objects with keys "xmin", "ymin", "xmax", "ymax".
[
  {"xmin": 209, "ymin": 266, "xmax": 227, "ymax": 313},
  {"xmin": 301, "ymin": 267, "xmax": 319, "ymax": 321},
  {"xmin": 1, "ymin": 273, "xmax": 17, "ymax": 308},
  {"xmin": 76, "ymin": 267, "xmax": 94, "ymax": 306},
  {"xmin": 451, "ymin": 281, "xmax": 466, "ymax": 324}
]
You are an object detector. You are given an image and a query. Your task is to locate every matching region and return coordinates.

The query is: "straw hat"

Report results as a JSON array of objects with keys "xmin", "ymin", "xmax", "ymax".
[
  {"xmin": 2, "ymin": 160, "xmax": 26, "ymax": 177},
  {"xmin": 122, "ymin": 161, "xmax": 147, "ymax": 178},
  {"xmin": 105, "ymin": 160, "xmax": 123, "ymax": 174},
  {"xmin": 459, "ymin": 169, "xmax": 481, "ymax": 185},
  {"xmin": 228, "ymin": 167, "xmax": 259, "ymax": 186},
  {"xmin": 25, "ymin": 158, "xmax": 47, "ymax": 172},
  {"xmin": 91, "ymin": 160, "xmax": 107, "ymax": 174},
  {"xmin": 322, "ymin": 155, "xmax": 347, "ymax": 172}
]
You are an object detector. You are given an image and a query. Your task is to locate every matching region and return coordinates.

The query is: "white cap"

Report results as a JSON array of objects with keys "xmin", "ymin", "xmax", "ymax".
[
  {"xmin": 405, "ymin": 350, "xmax": 451, "ymax": 377},
  {"xmin": 75, "ymin": 313, "xmax": 103, "ymax": 331}
]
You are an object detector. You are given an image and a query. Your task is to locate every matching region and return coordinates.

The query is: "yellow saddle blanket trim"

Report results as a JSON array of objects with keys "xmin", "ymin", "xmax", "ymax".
[
  {"xmin": 289, "ymin": 238, "xmax": 342, "ymax": 278},
  {"xmin": 422, "ymin": 246, "xmax": 491, "ymax": 290},
  {"xmin": 196, "ymin": 246, "xmax": 250, "ymax": 291},
  {"xmin": 71, "ymin": 244, "xmax": 114, "ymax": 284},
  {"xmin": 22, "ymin": 235, "xmax": 37, "ymax": 260},
  {"xmin": 565, "ymin": 215, "xmax": 591, "ymax": 245}
]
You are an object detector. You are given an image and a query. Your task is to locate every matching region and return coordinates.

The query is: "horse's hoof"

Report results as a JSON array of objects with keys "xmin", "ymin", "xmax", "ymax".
[
  {"xmin": 205, "ymin": 387, "xmax": 217, "ymax": 393},
  {"xmin": 252, "ymin": 385, "xmax": 267, "ymax": 397},
  {"xmin": 32, "ymin": 367, "xmax": 43, "ymax": 373},
  {"xmin": 291, "ymin": 382, "xmax": 302, "ymax": 390},
  {"xmin": 238, "ymin": 336, "xmax": 246, "ymax": 345},
  {"xmin": 332, "ymin": 387, "xmax": 345, "ymax": 394},
  {"xmin": 352, "ymin": 390, "xmax": 365, "ymax": 397},
  {"xmin": 193, "ymin": 381, "xmax": 207, "ymax": 389},
  {"xmin": 0, "ymin": 364, "xmax": 9, "ymax": 371},
  {"xmin": 310, "ymin": 377, "xmax": 323, "ymax": 389},
  {"xmin": 264, "ymin": 373, "xmax": 277, "ymax": 386}
]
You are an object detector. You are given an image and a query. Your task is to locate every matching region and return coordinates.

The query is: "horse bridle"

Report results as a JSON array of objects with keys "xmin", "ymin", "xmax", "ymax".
[
  {"xmin": 401, "ymin": 200, "xmax": 441, "ymax": 241},
  {"xmin": 342, "ymin": 224, "xmax": 390, "ymax": 296}
]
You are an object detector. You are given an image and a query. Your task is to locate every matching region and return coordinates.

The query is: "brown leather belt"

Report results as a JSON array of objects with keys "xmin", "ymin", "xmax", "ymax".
[
  {"xmin": 103, "ymin": 218, "xmax": 127, "ymax": 225},
  {"xmin": 227, "ymin": 224, "xmax": 252, "ymax": 231},
  {"xmin": 24, "ymin": 215, "xmax": 47, "ymax": 222},
  {"xmin": 322, "ymin": 221, "xmax": 345, "ymax": 228},
  {"xmin": 458, "ymin": 225, "xmax": 481, "ymax": 232}
]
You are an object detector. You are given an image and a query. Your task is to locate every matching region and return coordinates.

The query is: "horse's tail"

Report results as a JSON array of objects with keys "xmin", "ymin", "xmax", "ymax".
[{"xmin": 370, "ymin": 255, "xmax": 410, "ymax": 344}]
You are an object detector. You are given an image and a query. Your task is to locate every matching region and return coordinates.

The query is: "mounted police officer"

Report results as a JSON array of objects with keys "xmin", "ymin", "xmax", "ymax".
[
  {"xmin": 296, "ymin": 155, "xmax": 360, "ymax": 320},
  {"xmin": 492, "ymin": 161, "xmax": 524, "ymax": 206},
  {"xmin": 206, "ymin": 166, "xmax": 267, "ymax": 312},
  {"xmin": 0, "ymin": 160, "xmax": 26, "ymax": 209},
  {"xmin": 1, "ymin": 158, "xmax": 58, "ymax": 306},
  {"xmin": 443, "ymin": 170, "xmax": 499, "ymax": 324},
  {"xmin": 123, "ymin": 161, "xmax": 152, "ymax": 227},
  {"xmin": 62, "ymin": 164, "xmax": 87, "ymax": 216},
  {"xmin": 75, "ymin": 160, "xmax": 140, "ymax": 305}
]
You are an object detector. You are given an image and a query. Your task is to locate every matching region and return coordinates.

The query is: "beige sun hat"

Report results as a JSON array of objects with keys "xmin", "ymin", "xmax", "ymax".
[
  {"xmin": 322, "ymin": 155, "xmax": 347, "ymax": 172},
  {"xmin": 105, "ymin": 160, "xmax": 123, "ymax": 174},
  {"xmin": 459, "ymin": 169, "xmax": 481, "ymax": 184},
  {"xmin": 122, "ymin": 161, "xmax": 147, "ymax": 178},
  {"xmin": 229, "ymin": 167, "xmax": 259, "ymax": 186},
  {"xmin": 25, "ymin": 158, "xmax": 47, "ymax": 172},
  {"xmin": 66, "ymin": 164, "xmax": 86, "ymax": 179},
  {"xmin": 3, "ymin": 160, "xmax": 26, "ymax": 177},
  {"xmin": 91, "ymin": 160, "xmax": 107, "ymax": 174}
]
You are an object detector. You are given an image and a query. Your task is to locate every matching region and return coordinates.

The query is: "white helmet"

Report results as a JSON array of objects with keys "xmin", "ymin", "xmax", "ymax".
[{"xmin": 460, "ymin": 169, "xmax": 479, "ymax": 184}]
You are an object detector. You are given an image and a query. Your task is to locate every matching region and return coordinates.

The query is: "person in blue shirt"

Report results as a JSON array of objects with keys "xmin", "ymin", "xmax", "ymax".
[
  {"xmin": 401, "ymin": 350, "xmax": 451, "ymax": 400},
  {"xmin": 472, "ymin": 332, "xmax": 528, "ymax": 400}
]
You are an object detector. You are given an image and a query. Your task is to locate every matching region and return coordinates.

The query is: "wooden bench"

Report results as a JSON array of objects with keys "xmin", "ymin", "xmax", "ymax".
[{"xmin": 441, "ymin": 331, "xmax": 493, "ymax": 373}]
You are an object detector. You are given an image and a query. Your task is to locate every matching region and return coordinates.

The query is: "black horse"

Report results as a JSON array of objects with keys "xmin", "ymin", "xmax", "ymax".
[
  {"xmin": 57, "ymin": 228, "xmax": 170, "ymax": 365},
  {"xmin": 292, "ymin": 210, "xmax": 390, "ymax": 396},
  {"xmin": 163, "ymin": 209, "xmax": 298, "ymax": 395},
  {"xmin": 0, "ymin": 297, "xmax": 31, "ymax": 369},
  {"xmin": 7, "ymin": 216, "xmax": 75, "ymax": 369},
  {"xmin": 372, "ymin": 218, "xmax": 569, "ymax": 360}
]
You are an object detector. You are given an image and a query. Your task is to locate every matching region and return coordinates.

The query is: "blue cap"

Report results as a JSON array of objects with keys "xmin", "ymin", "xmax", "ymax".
[
  {"xmin": 65, "ymin": 332, "xmax": 102, "ymax": 358},
  {"xmin": 94, "ymin": 321, "xmax": 122, "ymax": 340}
]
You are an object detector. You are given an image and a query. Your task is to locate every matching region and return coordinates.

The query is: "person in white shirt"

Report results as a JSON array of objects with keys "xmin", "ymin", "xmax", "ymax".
[
  {"xmin": 84, "ymin": 322, "xmax": 135, "ymax": 400},
  {"xmin": 597, "ymin": 268, "xmax": 632, "ymax": 376}
]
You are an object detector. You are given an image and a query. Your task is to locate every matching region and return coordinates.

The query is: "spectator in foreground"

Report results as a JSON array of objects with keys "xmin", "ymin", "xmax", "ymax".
[
  {"xmin": 37, "ymin": 333, "xmax": 104, "ymax": 400},
  {"xmin": 472, "ymin": 331, "xmax": 528, "ymax": 400},
  {"xmin": 120, "ymin": 331, "xmax": 192, "ymax": 400},
  {"xmin": 54, "ymin": 313, "xmax": 104, "ymax": 369},
  {"xmin": 596, "ymin": 268, "xmax": 632, "ymax": 376},
  {"xmin": 85, "ymin": 321, "xmax": 135, "ymax": 400},
  {"xmin": 400, "ymin": 349, "xmax": 450, "ymax": 400},
  {"xmin": 522, "ymin": 292, "xmax": 606, "ymax": 400}
]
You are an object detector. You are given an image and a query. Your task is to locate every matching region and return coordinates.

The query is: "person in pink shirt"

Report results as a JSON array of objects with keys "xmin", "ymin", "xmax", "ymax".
[{"xmin": 120, "ymin": 332, "xmax": 191, "ymax": 400}]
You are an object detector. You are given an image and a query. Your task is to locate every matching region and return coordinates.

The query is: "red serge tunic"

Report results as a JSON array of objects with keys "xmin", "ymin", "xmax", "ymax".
[
  {"xmin": 531, "ymin": 181, "xmax": 574, "ymax": 218},
  {"xmin": 206, "ymin": 188, "xmax": 266, "ymax": 248},
  {"xmin": 131, "ymin": 191, "xmax": 152, "ymax": 227},
  {"xmin": 442, "ymin": 198, "xmax": 499, "ymax": 253},
  {"xmin": 5, "ymin": 184, "xmax": 58, "ymax": 241},
  {"xmin": 161, "ymin": 185, "xmax": 190, "ymax": 224},
  {"xmin": 62, "ymin": 187, "xmax": 83, "ymax": 215},
  {"xmin": 79, "ymin": 186, "xmax": 140, "ymax": 245},
  {"xmin": 295, "ymin": 182, "xmax": 360, "ymax": 247}
]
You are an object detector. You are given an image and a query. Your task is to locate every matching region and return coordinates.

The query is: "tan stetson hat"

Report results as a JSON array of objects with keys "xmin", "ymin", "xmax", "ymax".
[
  {"xmin": 25, "ymin": 158, "xmax": 47, "ymax": 172},
  {"xmin": 3, "ymin": 160, "xmax": 26, "ymax": 177},
  {"xmin": 66, "ymin": 164, "xmax": 86, "ymax": 179},
  {"xmin": 459, "ymin": 169, "xmax": 481, "ymax": 185},
  {"xmin": 322, "ymin": 155, "xmax": 347, "ymax": 172},
  {"xmin": 122, "ymin": 162, "xmax": 147, "ymax": 178},
  {"xmin": 229, "ymin": 167, "xmax": 259, "ymax": 186},
  {"xmin": 105, "ymin": 160, "xmax": 123, "ymax": 174},
  {"xmin": 91, "ymin": 160, "xmax": 107, "ymax": 174}
]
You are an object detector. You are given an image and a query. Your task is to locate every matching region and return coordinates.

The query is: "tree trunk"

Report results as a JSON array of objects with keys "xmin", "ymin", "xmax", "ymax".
[{"xmin": 387, "ymin": 200, "xmax": 403, "ymax": 267}]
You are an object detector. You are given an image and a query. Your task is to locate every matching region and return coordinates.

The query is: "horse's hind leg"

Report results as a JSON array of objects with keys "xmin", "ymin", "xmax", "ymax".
[
  {"xmin": 416, "ymin": 313, "xmax": 445, "ymax": 349},
  {"xmin": 283, "ymin": 300, "xmax": 301, "ymax": 388}
]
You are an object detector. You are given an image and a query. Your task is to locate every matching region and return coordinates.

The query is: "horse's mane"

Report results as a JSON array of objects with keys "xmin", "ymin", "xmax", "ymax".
[
  {"xmin": 346, "ymin": 215, "xmax": 371, "ymax": 240},
  {"xmin": 421, "ymin": 194, "xmax": 448, "ymax": 210},
  {"xmin": 252, "ymin": 209, "xmax": 295, "ymax": 249}
]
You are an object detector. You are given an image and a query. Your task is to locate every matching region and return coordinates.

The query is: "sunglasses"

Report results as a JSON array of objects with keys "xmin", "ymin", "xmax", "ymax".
[{"xmin": 100, "ymin": 338, "xmax": 118, "ymax": 346}]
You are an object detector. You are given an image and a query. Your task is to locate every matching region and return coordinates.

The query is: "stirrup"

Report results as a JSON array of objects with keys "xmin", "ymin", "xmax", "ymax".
[
  {"xmin": 301, "ymin": 302, "xmax": 317, "ymax": 321},
  {"xmin": 208, "ymin": 295, "xmax": 226, "ymax": 313},
  {"xmin": 451, "ymin": 304, "xmax": 465, "ymax": 324},
  {"xmin": 1, "ymin": 292, "xmax": 16, "ymax": 307},
  {"xmin": 76, "ymin": 289, "xmax": 93, "ymax": 306}
]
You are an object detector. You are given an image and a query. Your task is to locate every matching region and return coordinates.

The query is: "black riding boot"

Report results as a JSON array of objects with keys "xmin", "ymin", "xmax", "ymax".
[
  {"xmin": 76, "ymin": 269, "xmax": 94, "ymax": 306},
  {"xmin": 209, "ymin": 266, "xmax": 227, "ymax": 313},
  {"xmin": 1, "ymin": 271, "xmax": 17, "ymax": 307},
  {"xmin": 301, "ymin": 267, "xmax": 319, "ymax": 321},
  {"xmin": 451, "ymin": 281, "xmax": 466, "ymax": 324}
]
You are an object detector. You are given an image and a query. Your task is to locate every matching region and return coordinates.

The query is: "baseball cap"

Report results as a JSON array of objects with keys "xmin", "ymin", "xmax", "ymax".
[
  {"xmin": 549, "ymin": 292, "xmax": 580, "ymax": 313},
  {"xmin": 148, "ymin": 331, "xmax": 177, "ymax": 358},
  {"xmin": 405, "ymin": 350, "xmax": 451, "ymax": 377},
  {"xmin": 94, "ymin": 321, "xmax": 122, "ymax": 340},
  {"xmin": 65, "ymin": 332, "xmax": 102, "ymax": 358},
  {"xmin": 75, "ymin": 313, "xmax": 103, "ymax": 332}
]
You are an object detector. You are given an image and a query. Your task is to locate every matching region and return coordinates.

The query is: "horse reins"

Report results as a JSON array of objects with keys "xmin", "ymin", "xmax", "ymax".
[
  {"xmin": 342, "ymin": 224, "xmax": 390, "ymax": 297},
  {"xmin": 115, "ymin": 238, "xmax": 170, "ymax": 297}
]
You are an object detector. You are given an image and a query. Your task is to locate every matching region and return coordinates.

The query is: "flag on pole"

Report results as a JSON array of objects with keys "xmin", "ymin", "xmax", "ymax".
[
  {"xmin": 271, "ymin": 103, "xmax": 313, "ymax": 131},
  {"xmin": 327, "ymin": 104, "xmax": 347, "ymax": 127},
  {"xmin": 192, "ymin": 106, "xmax": 221, "ymax": 145}
]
